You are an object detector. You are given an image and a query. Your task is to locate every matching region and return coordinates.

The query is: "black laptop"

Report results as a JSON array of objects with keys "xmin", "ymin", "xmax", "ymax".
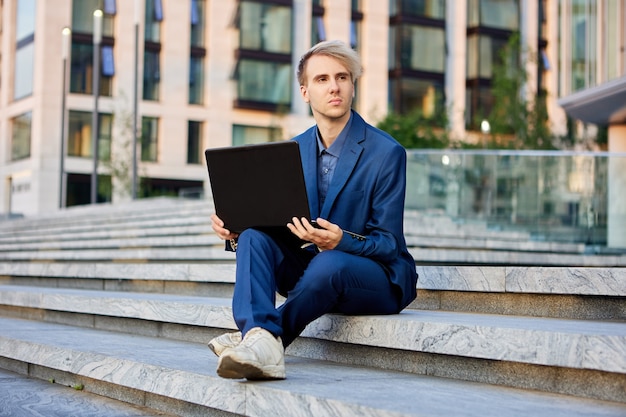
[{"xmin": 204, "ymin": 141, "xmax": 311, "ymax": 234}]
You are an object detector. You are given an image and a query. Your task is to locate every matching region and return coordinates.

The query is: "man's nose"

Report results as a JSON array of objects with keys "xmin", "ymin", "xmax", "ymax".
[{"xmin": 329, "ymin": 78, "xmax": 340, "ymax": 92}]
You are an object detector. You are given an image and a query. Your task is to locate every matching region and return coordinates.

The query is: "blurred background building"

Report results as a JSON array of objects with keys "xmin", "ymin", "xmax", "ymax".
[{"xmin": 0, "ymin": 0, "xmax": 624, "ymax": 216}]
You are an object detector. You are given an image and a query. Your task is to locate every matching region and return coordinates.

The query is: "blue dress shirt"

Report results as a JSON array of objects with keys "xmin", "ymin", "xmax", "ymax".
[{"xmin": 316, "ymin": 114, "xmax": 353, "ymax": 207}]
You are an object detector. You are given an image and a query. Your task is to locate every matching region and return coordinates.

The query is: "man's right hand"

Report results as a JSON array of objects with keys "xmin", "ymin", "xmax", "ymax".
[{"xmin": 211, "ymin": 214, "xmax": 239, "ymax": 241}]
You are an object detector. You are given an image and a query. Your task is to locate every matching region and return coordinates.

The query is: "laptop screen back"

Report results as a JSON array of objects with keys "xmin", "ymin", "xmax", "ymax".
[{"xmin": 205, "ymin": 141, "xmax": 311, "ymax": 234}]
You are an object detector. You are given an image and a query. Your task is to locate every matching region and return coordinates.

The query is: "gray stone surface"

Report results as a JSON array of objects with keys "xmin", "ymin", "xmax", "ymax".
[
  {"xmin": 1, "ymin": 285, "xmax": 624, "ymax": 374},
  {"xmin": 1, "ymin": 317, "xmax": 625, "ymax": 417},
  {"xmin": 0, "ymin": 368, "xmax": 175, "ymax": 417}
]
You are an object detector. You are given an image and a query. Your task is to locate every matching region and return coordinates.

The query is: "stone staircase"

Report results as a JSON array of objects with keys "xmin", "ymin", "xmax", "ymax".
[{"xmin": 0, "ymin": 197, "xmax": 624, "ymax": 416}]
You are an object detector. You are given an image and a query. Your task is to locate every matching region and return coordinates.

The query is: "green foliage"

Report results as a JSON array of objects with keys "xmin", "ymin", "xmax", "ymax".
[
  {"xmin": 377, "ymin": 108, "xmax": 449, "ymax": 149},
  {"xmin": 487, "ymin": 33, "xmax": 555, "ymax": 150}
]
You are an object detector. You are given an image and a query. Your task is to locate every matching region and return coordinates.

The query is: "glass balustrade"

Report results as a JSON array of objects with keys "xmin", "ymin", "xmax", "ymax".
[{"xmin": 405, "ymin": 150, "xmax": 626, "ymax": 252}]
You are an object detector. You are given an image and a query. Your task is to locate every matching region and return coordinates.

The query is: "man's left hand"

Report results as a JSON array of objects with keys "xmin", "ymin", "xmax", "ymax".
[{"xmin": 287, "ymin": 217, "xmax": 342, "ymax": 251}]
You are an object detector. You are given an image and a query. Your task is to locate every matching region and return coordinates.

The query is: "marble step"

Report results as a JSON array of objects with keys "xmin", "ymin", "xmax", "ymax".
[
  {"xmin": 0, "ymin": 284, "xmax": 624, "ymax": 404},
  {"xmin": 0, "ymin": 368, "xmax": 177, "ymax": 417},
  {"xmin": 0, "ymin": 199, "xmax": 212, "ymax": 232},
  {"xmin": 0, "ymin": 230, "xmax": 584, "ymax": 254},
  {"xmin": 1, "ymin": 317, "xmax": 625, "ymax": 417},
  {"xmin": 0, "ymin": 243, "xmax": 621, "ymax": 266},
  {"xmin": 0, "ymin": 216, "xmax": 541, "ymax": 247},
  {"xmin": 2, "ymin": 261, "xmax": 624, "ymax": 297},
  {"xmin": 2, "ymin": 262, "xmax": 624, "ymax": 320}
]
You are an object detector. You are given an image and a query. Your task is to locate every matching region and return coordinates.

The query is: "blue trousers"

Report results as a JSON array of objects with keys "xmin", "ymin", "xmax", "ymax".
[{"xmin": 232, "ymin": 228, "xmax": 401, "ymax": 347}]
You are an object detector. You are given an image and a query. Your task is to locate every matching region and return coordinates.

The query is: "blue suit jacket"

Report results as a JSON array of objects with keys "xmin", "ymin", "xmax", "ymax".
[{"xmin": 293, "ymin": 111, "xmax": 418, "ymax": 309}]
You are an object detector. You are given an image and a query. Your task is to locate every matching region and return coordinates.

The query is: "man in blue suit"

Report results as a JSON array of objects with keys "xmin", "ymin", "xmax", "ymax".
[{"xmin": 210, "ymin": 40, "xmax": 418, "ymax": 380}]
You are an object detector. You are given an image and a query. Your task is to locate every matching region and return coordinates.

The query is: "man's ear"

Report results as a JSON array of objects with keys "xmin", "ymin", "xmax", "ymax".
[{"xmin": 300, "ymin": 85, "xmax": 310, "ymax": 102}]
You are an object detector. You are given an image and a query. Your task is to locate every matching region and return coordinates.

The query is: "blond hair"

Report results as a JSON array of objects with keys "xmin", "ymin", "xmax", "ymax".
[{"xmin": 297, "ymin": 40, "xmax": 363, "ymax": 86}]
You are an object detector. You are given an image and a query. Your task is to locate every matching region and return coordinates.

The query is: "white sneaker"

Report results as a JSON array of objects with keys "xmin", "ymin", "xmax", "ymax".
[
  {"xmin": 208, "ymin": 331, "xmax": 242, "ymax": 357},
  {"xmin": 217, "ymin": 327, "xmax": 285, "ymax": 380}
]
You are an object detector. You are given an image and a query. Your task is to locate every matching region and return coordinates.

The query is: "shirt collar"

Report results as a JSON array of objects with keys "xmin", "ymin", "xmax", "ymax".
[{"xmin": 316, "ymin": 112, "xmax": 353, "ymax": 157}]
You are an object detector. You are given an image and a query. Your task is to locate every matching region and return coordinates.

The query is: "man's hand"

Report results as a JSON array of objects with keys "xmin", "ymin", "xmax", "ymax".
[
  {"xmin": 211, "ymin": 214, "xmax": 239, "ymax": 241},
  {"xmin": 287, "ymin": 217, "xmax": 342, "ymax": 251}
]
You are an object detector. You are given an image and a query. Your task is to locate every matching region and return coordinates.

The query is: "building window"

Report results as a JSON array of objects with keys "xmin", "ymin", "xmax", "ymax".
[
  {"xmin": 388, "ymin": 2, "xmax": 446, "ymax": 117},
  {"xmin": 143, "ymin": 49, "xmax": 161, "ymax": 100},
  {"xmin": 393, "ymin": 24, "xmax": 445, "ymax": 73},
  {"xmin": 390, "ymin": 0, "xmax": 445, "ymax": 20},
  {"xmin": 569, "ymin": 0, "xmax": 597, "ymax": 92},
  {"xmin": 68, "ymin": 111, "xmax": 112, "ymax": 160},
  {"xmin": 235, "ymin": 1, "xmax": 293, "ymax": 111},
  {"xmin": 239, "ymin": 1, "xmax": 292, "ymax": 54},
  {"xmin": 70, "ymin": 1, "xmax": 115, "ymax": 96},
  {"xmin": 465, "ymin": 0, "xmax": 519, "ymax": 129},
  {"xmin": 187, "ymin": 121, "xmax": 203, "ymax": 164},
  {"xmin": 312, "ymin": 2, "xmax": 326, "ymax": 46},
  {"xmin": 468, "ymin": 0, "xmax": 519, "ymax": 31},
  {"xmin": 605, "ymin": 0, "xmax": 622, "ymax": 81},
  {"xmin": 14, "ymin": 0, "xmax": 36, "ymax": 100},
  {"xmin": 72, "ymin": 0, "xmax": 115, "ymax": 37},
  {"xmin": 141, "ymin": 117, "xmax": 159, "ymax": 162},
  {"xmin": 191, "ymin": 0, "xmax": 205, "ymax": 47},
  {"xmin": 189, "ymin": 55, "xmax": 205, "ymax": 105},
  {"xmin": 190, "ymin": 0, "xmax": 206, "ymax": 105},
  {"xmin": 70, "ymin": 42, "xmax": 114, "ymax": 96},
  {"xmin": 466, "ymin": 34, "xmax": 510, "ymax": 79},
  {"xmin": 389, "ymin": 78, "xmax": 444, "ymax": 117},
  {"xmin": 145, "ymin": 0, "xmax": 163, "ymax": 43},
  {"xmin": 235, "ymin": 59, "xmax": 292, "ymax": 108},
  {"xmin": 232, "ymin": 124, "xmax": 282, "ymax": 146},
  {"xmin": 11, "ymin": 112, "xmax": 32, "ymax": 161}
]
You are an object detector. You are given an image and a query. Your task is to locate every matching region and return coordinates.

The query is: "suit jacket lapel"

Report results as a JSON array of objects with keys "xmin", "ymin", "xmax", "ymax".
[
  {"xmin": 319, "ymin": 114, "xmax": 365, "ymax": 219},
  {"xmin": 300, "ymin": 130, "xmax": 321, "ymax": 219}
]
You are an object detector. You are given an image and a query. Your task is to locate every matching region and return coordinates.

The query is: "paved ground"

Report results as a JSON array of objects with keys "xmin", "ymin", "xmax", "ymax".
[{"xmin": 0, "ymin": 369, "xmax": 173, "ymax": 417}]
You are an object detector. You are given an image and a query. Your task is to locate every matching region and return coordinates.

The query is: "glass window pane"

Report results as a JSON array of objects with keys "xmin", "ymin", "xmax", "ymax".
[
  {"xmin": 72, "ymin": 0, "xmax": 98, "ymax": 33},
  {"xmin": 237, "ymin": 60, "xmax": 291, "ymax": 105},
  {"xmin": 67, "ymin": 111, "xmax": 112, "ymax": 160},
  {"xmin": 401, "ymin": 25, "xmax": 445, "ymax": 72},
  {"xmin": 479, "ymin": 0, "xmax": 519, "ymax": 30},
  {"xmin": 390, "ymin": 0, "xmax": 445, "ymax": 19},
  {"xmin": 70, "ymin": 42, "xmax": 113, "ymax": 96},
  {"xmin": 68, "ymin": 111, "xmax": 92, "ymax": 157},
  {"xmin": 189, "ymin": 56, "xmax": 204, "ymax": 105},
  {"xmin": 232, "ymin": 124, "xmax": 281, "ymax": 146},
  {"xmin": 187, "ymin": 121, "xmax": 203, "ymax": 164},
  {"xmin": 16, "ymin": 0, "xmax": 36, "ymax": 41},
  {"xmin": 14, "ymin": 41, "xmax": 34, "ymax": 100},
  {"xmin": 143, "ymin": 50, "xmax": 160, "ymax": 100},
  {"xmin": 98, "ymin": 114, "xmax": 113, "ymax": 162},
  {"xmin": 391, "ymin": 78, "xmax": 444, "ymax": 116},
  {"xmin": 11, "ymin": 112, "xmax": 32, "ymax": 161},
  {"xmin": 141, "ymin": 117, "xmax": 159, "ymax": 162},
  {"xmin": 72, "ymin": 0, "xmax": 114, "ymax": 36},
  {"xmin": 145, "ymin": 0, "xmax": 161, "ymax": 42},
  {"xmin": 312, "ymin": 16, "xmax": 326, "ymax": 45},
  {"xmin": 240, "ymin": 2, "xmax": 292, "ymax": 53},
  {"xmin": 191, "ymin": 0, "xmax": 205, "ymax": 47}
]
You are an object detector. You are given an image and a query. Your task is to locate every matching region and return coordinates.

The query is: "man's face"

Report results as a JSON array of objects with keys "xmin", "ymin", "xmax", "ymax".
[{"xmin": 300, "ymin": 55, "xmax": 354, "ymax": 122}]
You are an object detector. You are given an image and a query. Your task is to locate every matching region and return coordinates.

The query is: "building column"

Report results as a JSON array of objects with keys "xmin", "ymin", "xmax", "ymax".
[
  {"xmin": 358, "ymin": 0, "xmax": 389, "ymax": 124},
  {"xmin": 445, "ymin": 0, "xmax": 466, "ymax": 141},
  {"xmin": 607, "ymin": 124, "xmax": 626, "ymax": 248},
  {"xmin": 291, "ymin": 0, "xmax": 312, "ymax": 119}
]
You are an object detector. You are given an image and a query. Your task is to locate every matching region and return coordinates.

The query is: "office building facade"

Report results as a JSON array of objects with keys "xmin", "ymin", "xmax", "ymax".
[{"xmin": 1, "ymin": 0, "xmax": 624, "ymax": 215}]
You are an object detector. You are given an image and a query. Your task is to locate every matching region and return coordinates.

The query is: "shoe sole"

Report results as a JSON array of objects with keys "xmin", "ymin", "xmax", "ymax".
[
  {"xmin": 207, "ymin": 341, "xmax": 224, "ymax": 357},
  {"xmin": 217, "ymin": 355, "xmax": 285, "ymax": 380}
]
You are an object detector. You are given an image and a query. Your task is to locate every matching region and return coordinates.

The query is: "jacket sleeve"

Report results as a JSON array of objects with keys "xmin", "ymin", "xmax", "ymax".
[{"xmin": 334, "ymin": 143, "xmax": 407, "ymax": 263}]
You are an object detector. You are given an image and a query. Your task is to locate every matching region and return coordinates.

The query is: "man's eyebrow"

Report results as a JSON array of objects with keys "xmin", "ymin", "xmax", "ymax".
[{"xmin": 312, "ymin": 72, "xmax": 350, "ymax": 80}]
